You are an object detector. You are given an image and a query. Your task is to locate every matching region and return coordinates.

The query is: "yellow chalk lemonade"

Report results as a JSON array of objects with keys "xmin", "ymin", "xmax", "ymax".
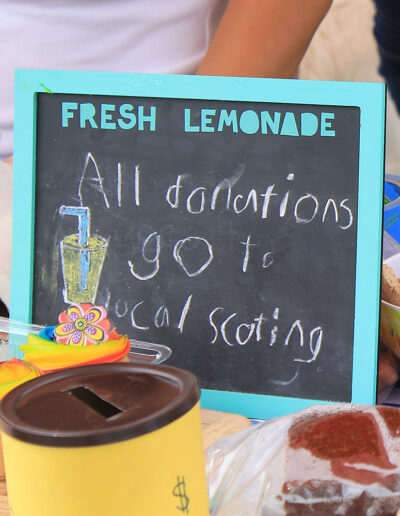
[
  {"xmin": 59, "ymin": 205, "xmax": 108, "ymax": 305},
  {"xmin": 0, "ymin": 362, "xmax": 209, "ymax": 515}
]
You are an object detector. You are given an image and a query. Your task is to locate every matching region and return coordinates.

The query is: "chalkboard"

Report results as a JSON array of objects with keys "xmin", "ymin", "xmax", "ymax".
[{"xmin": 11, "ymin": 70, "xmax": 385, "ymax": 418}]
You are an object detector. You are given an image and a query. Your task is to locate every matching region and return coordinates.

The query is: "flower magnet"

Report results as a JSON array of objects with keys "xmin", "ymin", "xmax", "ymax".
[{"xmin": 54, "ymin": 303, "xmax": 111, "ymax": 346}]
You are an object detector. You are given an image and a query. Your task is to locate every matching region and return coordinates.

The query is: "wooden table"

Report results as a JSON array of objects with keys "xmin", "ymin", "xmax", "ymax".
[
  {"xmin": 0, "ymin": 483, "xmax": 8, "ymax": 516},
  {"xmin": 0, "ymin": 409, "xmax": 251, "ymax": 515}
]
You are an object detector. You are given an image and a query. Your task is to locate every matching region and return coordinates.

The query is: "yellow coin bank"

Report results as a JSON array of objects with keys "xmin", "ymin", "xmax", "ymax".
[{"xmin": 0, "ymin": 362, "xmax": 209, "ymax": 516}]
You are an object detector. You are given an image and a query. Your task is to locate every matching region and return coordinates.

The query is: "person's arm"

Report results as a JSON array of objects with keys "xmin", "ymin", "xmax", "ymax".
[
  {"xmin": 197, "ymin": 0, "xmax": 332, "ymax": 78},
  {"xmin": 0, "ymin": 160, "xmax": 13, "ymax": 309}
]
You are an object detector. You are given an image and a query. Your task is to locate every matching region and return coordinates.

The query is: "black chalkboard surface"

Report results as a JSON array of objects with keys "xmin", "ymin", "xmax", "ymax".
[{"xmin": 11, "ymin": 71, "xmax": 385, "ymax": 418}]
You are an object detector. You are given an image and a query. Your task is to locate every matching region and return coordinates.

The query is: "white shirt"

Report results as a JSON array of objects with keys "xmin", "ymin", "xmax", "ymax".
[
  {"xmin": 0, "ymin": 0, "xmax": 228, "ymax": 158},
  {"xmin": 0, "ymin": 0, "xmax": 228, "ymax": 308}
]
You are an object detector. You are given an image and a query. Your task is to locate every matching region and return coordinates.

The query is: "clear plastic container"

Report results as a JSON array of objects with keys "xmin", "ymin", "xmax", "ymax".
[{"xmin": 0, "ymin": 316, "xmax": 171, "ymax": 364}]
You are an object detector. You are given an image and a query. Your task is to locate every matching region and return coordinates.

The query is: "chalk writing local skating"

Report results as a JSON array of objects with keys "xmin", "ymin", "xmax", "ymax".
[{"xmin": 113, "ymin": 296, "xmax": 323, "ymax": 365}]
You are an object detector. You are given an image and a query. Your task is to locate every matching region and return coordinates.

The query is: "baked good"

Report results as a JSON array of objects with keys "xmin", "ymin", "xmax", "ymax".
[
  {"xmin": 206, "ymin": 404, "xmax": 400, "ymax": 515},
  {"xmin": 282, "ymin": 405, "xmax": 400, "ymax": 515},
  {"xmin": 19, "ymin": 303, "xmax": 130, "ymax": 373},
  {"xmin": 0, "ymin": 358, "xmax": 42, "ymax": 478},
  {"xmin": 382, "ymin": 264, "xmax": 400, "ymax": 306},
  {"xmin": 0, "ymin": 358, "xmax": 41, "ymax": 399}
]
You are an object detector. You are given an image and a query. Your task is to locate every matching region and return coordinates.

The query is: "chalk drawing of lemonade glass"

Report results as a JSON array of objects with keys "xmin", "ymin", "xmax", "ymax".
[{"xmin": 59, "ymin": 206, "xmax": 108, "ymax": 304}]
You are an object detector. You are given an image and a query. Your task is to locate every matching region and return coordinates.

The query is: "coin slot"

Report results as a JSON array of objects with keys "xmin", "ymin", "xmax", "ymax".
[{"xmin": 68, "ymin": 386, "xmax": 123, "ymax": 419}]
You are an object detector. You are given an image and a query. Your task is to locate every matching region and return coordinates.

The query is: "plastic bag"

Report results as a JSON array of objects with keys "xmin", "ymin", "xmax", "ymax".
[
  {"xmin": 206, "ymin": 415, "xmax": 292, "ymax": 516},
  {"xmin": 205, "ymin": 404, "xmax": 400, "ymax": 515}
]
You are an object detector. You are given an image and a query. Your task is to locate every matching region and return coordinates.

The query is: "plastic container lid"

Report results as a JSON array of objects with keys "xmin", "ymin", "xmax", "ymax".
[{"xmin": 0, "ymin": 363, "xmax": 200, "ymax": 447}]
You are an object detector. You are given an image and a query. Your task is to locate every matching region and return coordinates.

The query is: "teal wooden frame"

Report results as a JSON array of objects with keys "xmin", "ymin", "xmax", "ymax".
[{"xmin": 11, "ymin": 69, "xmax": 385, "ymax": 418}]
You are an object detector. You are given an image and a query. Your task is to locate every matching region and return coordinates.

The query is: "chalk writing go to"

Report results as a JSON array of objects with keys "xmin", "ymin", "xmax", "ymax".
[{"xmin": 127, "ymin": 230, "xmax": 273, "ymax": 279}]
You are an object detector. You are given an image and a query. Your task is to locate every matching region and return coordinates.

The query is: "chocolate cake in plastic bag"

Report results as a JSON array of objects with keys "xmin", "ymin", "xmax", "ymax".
[{"xmin": 205, "ymin": 404, "xmax": 400, "ymax": 515}]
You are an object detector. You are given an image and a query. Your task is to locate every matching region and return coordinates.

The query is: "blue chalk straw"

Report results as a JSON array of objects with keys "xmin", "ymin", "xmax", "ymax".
[{"xmin": 59, "ymin": 206, "xmax": 90, "ymax": 290}]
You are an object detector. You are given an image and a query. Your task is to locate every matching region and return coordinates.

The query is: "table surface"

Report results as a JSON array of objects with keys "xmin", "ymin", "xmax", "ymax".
[{"xmin": 0, "ymin": 408, "xmax": 251, "ymax": 515}]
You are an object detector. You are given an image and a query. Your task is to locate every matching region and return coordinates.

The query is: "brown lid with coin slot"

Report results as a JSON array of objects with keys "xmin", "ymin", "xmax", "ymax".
[{"xmin": 0, "ymin": 362, "xmax": 200, "ymax": 447}]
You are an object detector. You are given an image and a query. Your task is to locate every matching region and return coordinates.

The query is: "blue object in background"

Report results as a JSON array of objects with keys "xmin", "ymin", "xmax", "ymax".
[
  {"xmin": 374, "ymin": 0, "xmax": 400, "ymax": 114},
  {"xmin": 384, "ymin": 175, "xmax": 400, "ymax": 244}
]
